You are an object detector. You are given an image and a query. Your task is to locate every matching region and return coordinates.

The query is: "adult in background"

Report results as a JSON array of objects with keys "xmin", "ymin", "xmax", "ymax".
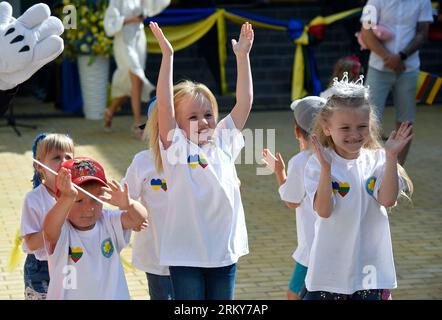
[
  {"xmin": 103, "ymin": 0, "xmax": 170, "ymax": 138},
  {"xmin": 360, "ymin": 0, "xmax": 433, "ymax": 165}
]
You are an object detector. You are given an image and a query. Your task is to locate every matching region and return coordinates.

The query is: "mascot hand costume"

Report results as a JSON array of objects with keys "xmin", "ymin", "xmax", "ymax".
[{"xmin": 0, "ymin": 1, "xmax": 64, "ymax": 90}]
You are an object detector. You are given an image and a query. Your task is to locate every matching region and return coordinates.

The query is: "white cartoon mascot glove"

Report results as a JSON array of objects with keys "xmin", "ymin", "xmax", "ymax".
[{"xmin": 0, "ymin": 2, "xmax": 64, "ymax": 90}]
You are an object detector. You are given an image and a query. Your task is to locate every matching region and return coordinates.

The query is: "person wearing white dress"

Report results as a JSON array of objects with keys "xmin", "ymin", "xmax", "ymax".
[{"xmin": 103, "ymin": 0, "xmax": 170, "ymax": 137}]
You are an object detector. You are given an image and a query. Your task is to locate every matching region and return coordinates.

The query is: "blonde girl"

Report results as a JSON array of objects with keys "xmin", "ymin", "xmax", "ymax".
[
  {"xmin": 20, "ymin": 133, "xmax": 74, "ymax": 299},
  {"xmin": 303, "ymin": 73, "xmax": 413, "ymax": 300},
  {"xmin": 147, "ymin": 21, "xmax": 253, "ymax": 300}
]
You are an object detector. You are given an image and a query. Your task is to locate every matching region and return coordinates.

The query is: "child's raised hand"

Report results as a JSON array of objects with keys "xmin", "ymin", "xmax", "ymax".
[
  {"xmin": 262, "ymin": 149, "xmax": 285, "ymax": 174},
  {"xmin": 311, "ymin": 135, "xmax": 331, "ymax": 170},
  {"xmin": 385, "ymin": 122, "xmax": 413, "ymax": 158},
  {"xmin": 132, "ymin": 219, "xmax": 149, "ymax": 232},
  {"xmin": 56, "ymin": 167, "xmax": 77, "ymax": 199},
  {"xmin": 232, "ymin": 22, "xmax": 254, "ymax": 57},
  {"xmin": 149, "ymin": 21, "xmax": 173, "ymax": 56},
  {"xmin": 100, "ymin": 180, "xmax": 131, "ymax": 210}
]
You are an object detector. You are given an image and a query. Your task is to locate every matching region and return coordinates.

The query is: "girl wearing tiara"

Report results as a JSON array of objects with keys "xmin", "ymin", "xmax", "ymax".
[{"xmin": 303, "ymin": 73, "xmax": 413, "ymax": 300}]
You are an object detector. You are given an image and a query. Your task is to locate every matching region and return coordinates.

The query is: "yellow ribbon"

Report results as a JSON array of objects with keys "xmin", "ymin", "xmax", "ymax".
[
  {"xmin": 146, "ymin": 11, "xmax": 221, "ymax": 53},
  {"xmin": 145, "ymin": 7, "xmax": 363, "ymax": 100},
  {"xmin": 7, "ymin": 229, "xmax": 23, "ymax": 272},
  {"xmin": 121, "ymin": 255, "xmax": 136, "ymax": 273},
  {"xmin": 291, "ymin": 8, "xmax": 362, "ymax": 100}
]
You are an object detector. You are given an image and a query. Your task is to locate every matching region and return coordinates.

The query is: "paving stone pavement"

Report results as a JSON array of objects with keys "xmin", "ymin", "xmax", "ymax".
[{"xmin": 0, "ymin": 101, "xmax": 441, "ymax": 300}]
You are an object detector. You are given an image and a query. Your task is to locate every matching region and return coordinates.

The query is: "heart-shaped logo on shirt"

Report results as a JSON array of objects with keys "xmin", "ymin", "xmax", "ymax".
[
  {"xmin": 161, "ymin": 178, "xmax": 167, "ymax": 191},
  {"xmin": 69, "ymin": 246, "xmax": 83, "ymax": 263},
  {"xmin": 187, "ymin": 155, "xmax": 199, "ymax": 169},
  {"xmin": 199, "ymin": 154, "xmax": 208, "ymax": 169},
  {"xmin": 150, "ymin": 178, "xmax": 162, "ymax": 190},
  {"xmin": 332, "ymin": 181, "xmax": 350, "ymax": 197}
]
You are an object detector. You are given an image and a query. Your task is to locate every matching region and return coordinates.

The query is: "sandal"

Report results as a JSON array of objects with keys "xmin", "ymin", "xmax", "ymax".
[{"xmin": 104, "ymin": 109, "xmax": 113, "ymax": 132}]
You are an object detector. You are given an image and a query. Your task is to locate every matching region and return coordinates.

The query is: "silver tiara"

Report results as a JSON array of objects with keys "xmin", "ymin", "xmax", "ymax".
[{"xmin": 329, "ymin": 72, "xmax": 369, "ymax": 99}]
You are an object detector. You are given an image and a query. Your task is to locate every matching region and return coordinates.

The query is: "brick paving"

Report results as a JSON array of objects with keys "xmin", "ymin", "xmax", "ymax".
[{"xmin": 0, "ymin": 100, "xmax": 441, "ymax": 299}]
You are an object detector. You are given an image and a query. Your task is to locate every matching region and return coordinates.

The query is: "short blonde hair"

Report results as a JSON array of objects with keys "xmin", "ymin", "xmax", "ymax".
[{"xmin": 33, "ymin": 134, "xmax": 75, "ymax": 187}]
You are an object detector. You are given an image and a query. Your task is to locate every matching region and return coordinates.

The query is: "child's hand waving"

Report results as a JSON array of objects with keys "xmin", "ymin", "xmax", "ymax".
[
  {"xmin": 100, "ymin": 180, "xmax": 131, "ymax": 210},
  {"xmin": 312, "ymin": 135, "xmax": 331, "ymax": 170},
  {"xmin": 262, "ymin": 149, "xmax": 285, "ymax": 175},
  {"xmin": 385, "ymin": 122, "xmax": 413, "ymax": 158},
  {"xmin": 232, "ymin": 22, "xmax": 254, "ymax": 57},
  {"xmin": 149, "ymin": 21, "xmax": 173, "ymax": 56}
]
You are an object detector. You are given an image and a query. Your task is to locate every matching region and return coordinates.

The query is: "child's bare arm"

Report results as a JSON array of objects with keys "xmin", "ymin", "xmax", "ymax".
[
  {"xmin": 23, "ymin": 232, "xmax": 44, "ymax": 251},
  {"xmin": 262, "ymin": 149, "xmax": 287, "ymax": 185},
  {"xmin": 378, "ymin": 122, "xmax": 413, "ymax": 207},
  {"xmin": 230, "ymin": 22, "xmax": 254, "ymax": 130},
  {"xmin": 43, "ymin": 168, "xmax": 77, "ymax": 246},
  {"xmin": 262, "ymin": 149, "xmax": 299, "ymax": 209},
  {"xmin": 100, "ymin": 180, "xmax": 148, "ymax": 230},
  {"xmin": 311, "ymin": 136, "xmax": 332, "ymax": 218},
  {"xmin": 120, "ymin": 200, "xmax": 148, "ymax": 230},
  {"xmin": 149, "ymin": 22, "xmax": 176, "ymax": 149}
]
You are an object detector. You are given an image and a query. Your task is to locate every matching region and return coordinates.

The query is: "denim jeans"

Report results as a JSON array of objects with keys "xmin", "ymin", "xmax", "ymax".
[
  {"xmin": 145, "ymin": 273, "xmax": 174, "ymax": 300},
  {"xmin": 303, "ymin": 289, "xmax": 383, "ymax": 300},
  {"xmin": 169, "ymin": 264, "xmax": 237, "ymax": 300},
  {"xmin": 366, "ymin": 67, "xmax": 419, "ymax": 123},
  {"xmin": 23, "ymin": 254, "xmax": 49, "ymax": 300}
]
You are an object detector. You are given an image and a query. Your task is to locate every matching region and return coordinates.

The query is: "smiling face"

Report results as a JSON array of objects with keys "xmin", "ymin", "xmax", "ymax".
[
  {"xmin": 322, "ymin": 106, "xmax": 370, "ymax": 159},
  {"xmin": 67, "ymin": 182, "xmax": 103, "ymax": 231},
  {"xmin": 175, "ymin": 95, "xmax": 217, "ymax": 146}
]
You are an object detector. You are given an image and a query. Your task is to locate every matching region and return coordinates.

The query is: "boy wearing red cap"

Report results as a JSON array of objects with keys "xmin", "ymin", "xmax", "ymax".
[{"xmin": 43, "ymin": 157, "xmax": 148, "ymax": 300}]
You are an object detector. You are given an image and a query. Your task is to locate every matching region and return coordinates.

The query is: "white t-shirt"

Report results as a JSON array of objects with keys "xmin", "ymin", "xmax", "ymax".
[
  {"xmin": 20, "ymin": 184, "xmax": 55, "ymax": 261},
  {"xmin": 278, "ymin": 150, "xmax": 316, "ymax": 267},
  {"xmin": 159, "ymin": 114, "xmax": 248, "ymax": 267},
  {"xmin": 304, "ymin": 148, "xmax": 403, "ymax": 294},
  {"xmin": 46, "ymin": 209, "xmax": 131, "ymax": 300},
  {"xmin": 361, "ymin": 0, "xmax": 433, "ymax": 72},
  {"xmin": 121, "ymin": 150, "xmax": 169, "ymax": 275}
]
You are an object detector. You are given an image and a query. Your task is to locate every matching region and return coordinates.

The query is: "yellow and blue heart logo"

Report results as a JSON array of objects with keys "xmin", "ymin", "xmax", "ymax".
[
  {"xmin": 187, "ymin": 154, "xmax": 199, "ymax": 169},
  {"xmin": 101, "ymin": 238, "xmax": 114, "ymax": 258},
  {"xmin": 366, "ymin": 176, "xmax": 376, "ymax": 196},
  {"xmin": 151, "ymin": 178, "xmax": 167, "ymax": 191}
]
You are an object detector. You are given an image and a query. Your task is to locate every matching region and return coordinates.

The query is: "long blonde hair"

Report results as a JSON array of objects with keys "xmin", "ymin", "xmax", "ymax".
[
  {"xmin": 147, "ymin": 80, "xmax": 219, "ymax": 173},
  {"xmin": 313, "ymin": 87, "xmax": 413, "ymax": 199},
  {"xmin": 33, "ymin": 133, "xmax": 75, "ymax": 188}
]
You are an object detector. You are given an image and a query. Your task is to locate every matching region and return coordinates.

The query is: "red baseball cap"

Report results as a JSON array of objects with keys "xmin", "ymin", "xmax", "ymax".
[{"xmin": 59, "ymin": 157, "xmax": 108, "ymax": 189}]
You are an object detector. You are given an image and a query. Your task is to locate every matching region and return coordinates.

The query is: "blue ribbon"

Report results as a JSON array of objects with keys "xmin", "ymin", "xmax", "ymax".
[
  {"xmin": 145, "ymin": 8, "xmax": 216, "ymax": 25},
  {"xmin": 287, "ymin": 18, "xmax": 304, "ymax": 40},
  {"xmin": 32, "ymin": 133, "xmax": 47, "ymax": 189}
]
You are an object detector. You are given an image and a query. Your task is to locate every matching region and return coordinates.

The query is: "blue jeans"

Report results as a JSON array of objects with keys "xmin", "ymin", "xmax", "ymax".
[
  {"xmin": 145, "ymin": 273, "xmax": 174, "ymax": 300},
  {"xmin": 169, "ymin": 264, "xmax": 237, "ymax": 300},
  {"xmin": 23, "ymin": 254, "xmax": 49, "ymax": 299},
  {"xmin": 303, "ymin": 289, "xmax": 383, "ymax": 300},
  {"xmin": 366, "ymin": 67, "xmax": 419, "ymax": 123}
]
